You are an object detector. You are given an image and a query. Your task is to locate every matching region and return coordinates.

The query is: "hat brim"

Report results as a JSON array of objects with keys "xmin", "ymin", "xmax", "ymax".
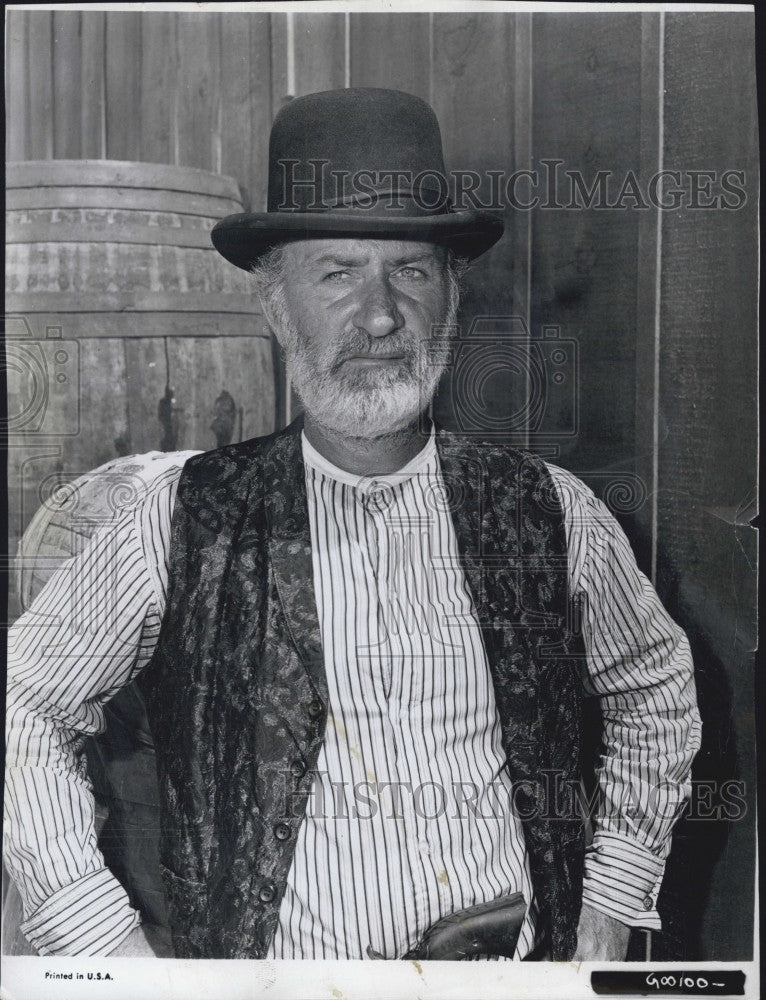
[{"xmin": 210, "ymin": 209, "xmax": 505, "ymax": 270}]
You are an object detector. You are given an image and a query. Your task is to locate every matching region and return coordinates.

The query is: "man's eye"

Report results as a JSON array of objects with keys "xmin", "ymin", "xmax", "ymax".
[
  {"xmin": 395, "ymin": 266, "xmax": 427, "ymax": 279},
  {"xmin": 323, "ymin": 270, "xmax": 349, "ymax": 282}
]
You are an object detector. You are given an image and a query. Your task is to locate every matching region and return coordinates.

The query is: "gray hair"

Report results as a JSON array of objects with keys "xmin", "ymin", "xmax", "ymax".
[{"xmin": 249, "ymin": 244, "xmax": 289, "ymax": 302}]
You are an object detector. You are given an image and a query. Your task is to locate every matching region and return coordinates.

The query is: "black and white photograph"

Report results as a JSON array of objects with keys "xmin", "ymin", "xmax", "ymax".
[{"xmin": 3, "ymin": 3, "xmax": 759, "ymax": 999}]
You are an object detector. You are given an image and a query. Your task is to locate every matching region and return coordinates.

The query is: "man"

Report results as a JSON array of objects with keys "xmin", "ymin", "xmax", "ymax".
[{"xmin": 5, "ymin": 88, "xmax": 700, "ymax": 961}]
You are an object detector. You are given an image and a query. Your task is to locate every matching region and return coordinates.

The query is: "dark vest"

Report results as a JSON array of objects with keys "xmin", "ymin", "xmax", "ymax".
[{"xmin": 141, "ymin": 416, "xmax": 587, "ymax": 960}]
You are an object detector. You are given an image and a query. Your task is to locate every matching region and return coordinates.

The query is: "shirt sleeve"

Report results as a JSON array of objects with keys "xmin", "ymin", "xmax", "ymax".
[
  {"xmin": 547, "ymin": 464, "xmax": 702, "ymax": 930},
  {"xmin": 4, "ymin": 457, "xmax": 186, "ymax": 956}
]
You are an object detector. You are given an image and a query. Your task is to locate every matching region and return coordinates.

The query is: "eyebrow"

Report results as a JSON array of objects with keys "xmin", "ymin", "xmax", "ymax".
[{"xmin": 305, "ymin": 251, "xmax": 441, "ymax": 268}]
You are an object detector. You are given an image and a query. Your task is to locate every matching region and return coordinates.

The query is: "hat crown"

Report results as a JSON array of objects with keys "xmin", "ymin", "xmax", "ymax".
[
  {"xmin": 267, "ymin": 88, "xmax": 448, "ymax": 214},
  {"xmin": 210, "ymin": 86, "xmax": 505, "ymax": 269}
]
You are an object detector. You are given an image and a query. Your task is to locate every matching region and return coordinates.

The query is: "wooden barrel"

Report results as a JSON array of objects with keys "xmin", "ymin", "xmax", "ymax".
[
  {"xmin": 6, "ymin": 159, "xmax": 275, "ymax": 619},
  {"xmin": 6, "ymin": 159, "xmax": 268, "ymax": 340}
]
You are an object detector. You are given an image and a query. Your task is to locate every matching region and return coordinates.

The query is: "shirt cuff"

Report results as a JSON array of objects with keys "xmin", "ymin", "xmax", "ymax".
[
  {"xmin": 20, "ymin": 868, "xmax": 141, "ymax": 956},
  {"xmin": 581, "ymin": 830, "xmax": 665, "ymax": 930}
]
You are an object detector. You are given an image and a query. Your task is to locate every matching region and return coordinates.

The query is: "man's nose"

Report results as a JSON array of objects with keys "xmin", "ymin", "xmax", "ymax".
[{"xmin": 351, "ymin": 277, "xmax": 405, "ymax": 338}]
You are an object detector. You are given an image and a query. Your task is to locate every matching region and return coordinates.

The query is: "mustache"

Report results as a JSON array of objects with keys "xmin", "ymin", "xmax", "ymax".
[{"xmin": 329, "ymin": 332, "xmax": 419, "ymax": 372}]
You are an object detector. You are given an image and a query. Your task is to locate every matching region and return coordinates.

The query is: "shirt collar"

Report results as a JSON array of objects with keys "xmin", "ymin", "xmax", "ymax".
[{"xmin": 301, "ymin": 423, "xmax": 437, "ymax": 491}]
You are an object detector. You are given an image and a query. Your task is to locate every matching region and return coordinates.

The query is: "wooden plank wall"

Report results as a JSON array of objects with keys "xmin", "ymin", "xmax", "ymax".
[
  {"xmin": 656, "ymin": 12, "xmax": 758, "ymax": 961},
  {"xmin": 530, "ymin": 13, "xmax": 644, "ymax": 473},
  {"xmin": 7, "ymin": 10, "xmax": 274, "ymax": 198},
  {"xmin": 4, "ymin": 8, "xmax": 758, "ymax": 961}
]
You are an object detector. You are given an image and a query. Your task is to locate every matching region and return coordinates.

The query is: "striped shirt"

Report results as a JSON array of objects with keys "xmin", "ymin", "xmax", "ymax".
[{"xmin": 4, "ymin": 434, "xmax": 701, "ymax": 957}]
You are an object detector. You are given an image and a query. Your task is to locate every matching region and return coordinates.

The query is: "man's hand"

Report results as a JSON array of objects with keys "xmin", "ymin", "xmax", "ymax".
[
  {"xmin": 572, "ymin": 903, "xmax": 630, "ymax": 961},
  {"xmin": 107, "ymin": 923, "xmax": 174, "ymax": 957}
]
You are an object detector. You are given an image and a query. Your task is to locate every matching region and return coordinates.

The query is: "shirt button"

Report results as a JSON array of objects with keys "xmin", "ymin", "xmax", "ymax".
[
  {"xmin": 259, "ymin": 883, "xmax": 276, "ymax": 903},
  {"xmin": 307, "ymin": 699, "xmax": 323, "ymax": 719},
  {"xmin": 642, "ymin": 896, "xmax": 654, "ymax": 910},
  {"xmin": 274, "ymin": 822, "xmax": 291, "ymax": 841},
  {"xmin": 362, "ymin": 481, "xmax": 394, "ymax": 512},
  {"xmin": 290, "ymin": 759, "xmax": 306, "ymax": 778}
]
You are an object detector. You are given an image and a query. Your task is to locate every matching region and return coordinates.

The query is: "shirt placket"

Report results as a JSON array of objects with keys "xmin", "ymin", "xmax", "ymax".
[{"xmin": 360, "ymin": 484, "xmax": 434, "ymax": 953}]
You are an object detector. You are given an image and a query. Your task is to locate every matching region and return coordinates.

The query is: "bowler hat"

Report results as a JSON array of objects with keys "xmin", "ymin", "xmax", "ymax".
[{"xmin": 211, "ymin": 88, "xmax": 504, "ymax": 269}]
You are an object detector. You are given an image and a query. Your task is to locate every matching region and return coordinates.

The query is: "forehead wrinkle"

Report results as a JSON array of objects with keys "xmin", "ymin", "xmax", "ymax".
[
  {"xmin": 286, "ymin": 239, "xmax": 446, "ymax": 271},
  {"xmin": 306, "ymin": 253, "xmax": 371, "ymax": 268}
]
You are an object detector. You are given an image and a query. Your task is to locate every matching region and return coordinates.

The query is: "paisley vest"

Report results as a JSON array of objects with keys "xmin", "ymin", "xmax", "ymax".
[{"xmin": 141, "ymin": 416, "xmax": 587, "ymax": 960}]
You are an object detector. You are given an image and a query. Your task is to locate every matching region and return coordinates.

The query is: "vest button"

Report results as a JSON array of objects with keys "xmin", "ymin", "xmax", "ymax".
[
  {"xmin": 307, "ymin": 699, "xmax": 323, "ymax": 719},
  {"xmin": 274, "ymin": 822, "xmax": 291, "ymax": 841},
  {"xmin": 642, "ymin": 895, "xmax": 654, "ymax": 910},
  {"xmin": 259, "ymin": 883, "xmax": 276, "ymax": 903},
  {"xmin": 290, "ymin": 759, "xmax": 306, "ymax": 778}
]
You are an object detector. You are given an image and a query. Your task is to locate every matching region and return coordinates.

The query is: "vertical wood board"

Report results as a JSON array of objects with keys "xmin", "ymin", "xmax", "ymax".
[
  {"xmin": 175, "ymin": 14, "xmax": 221, "ymax": 172},
  {"xmin": 293, "ymin": 13, "xmax": 346, "ymax": 94},
  {"xmin": 631, "ymin": 12, "xmax": 664, "ymax": 577},
  {"xmin": 26, "ymin": 11, "xmax": 54, "ymax": 159},
  {"xmin": 245, "ymin": 14, "xmax": 274, "ymax": 212},
  {"xmin": 529, "ymin": 13, "xmax": 644, "ymax": 474},
  {"xmin": 430, "ymin": 13, "xmax": 520, "ymax": 433},
  {"xmin": 139, "ymin": 11, "xmax": 177, "ymax": 164},
  {"xmin": 6, "ymin": 11, "xmax": 28, "ymax": 160},
  {"xmin": 657, "ymin": 11, "xmax": 757, "ymax": 962},
  {"xmin": 80, "ymin": 10, "xmax": 106, "ymax": 159},
  {"xmin": 105, "ymin": 12, "xmax": 142, "ymax": 161},
  {"xmin": 52, "ymin": 11, "xmax": 82, "ymax": 159},
  {"xmin": 219, "ymin": 14, "xmax": 256, "ymax": 206},
  {"xmin": 349, "ymin": 13, "xmax": 430, "ymax": 100}
]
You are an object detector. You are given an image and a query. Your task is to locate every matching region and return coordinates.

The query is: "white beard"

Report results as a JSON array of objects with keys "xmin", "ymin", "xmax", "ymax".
[{"xmin": 269, "ymin": 293, "xmax": 458, "ymax": 440}]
